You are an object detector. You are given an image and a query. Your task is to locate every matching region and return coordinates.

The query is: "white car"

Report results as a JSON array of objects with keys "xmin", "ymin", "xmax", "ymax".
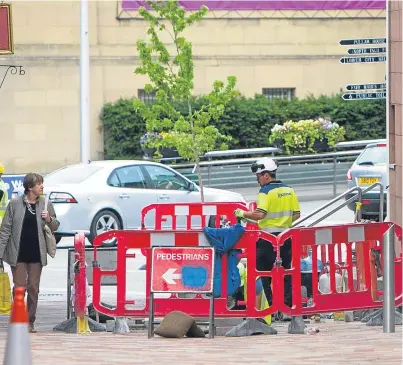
[{"xmin": 43, "ymin": 160, "xmax": 246, "ymax": 243}]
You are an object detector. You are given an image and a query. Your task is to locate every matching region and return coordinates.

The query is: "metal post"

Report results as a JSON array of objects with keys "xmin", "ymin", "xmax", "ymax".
[
  {"xmin": 383, "ymin": 224, "xmax": 395, "ymax": 333},
  {"xmin": 332, "ymin": 156, "xmax": 337, "ymax": 197},
  {"xmin": 80, "ymin": 0, "xmax": 91, "ymax": 163},
  {"xmin": 356, "ymin": 189, "xmax": 363, "ymax": 222},
  {"xmin": 67, "ymin": 249, "xmax": 72, "ymax": 319},
  {"xmin": 379, "ymin": 184, "xmax": 384, "ymax": 222},
  {"xmin": 148, "ymin": 292, "xmax": 154, "ymax": 338},
  {"xmin": 208, "ymin": 293, "xmax": 215, "ymax": 339}
]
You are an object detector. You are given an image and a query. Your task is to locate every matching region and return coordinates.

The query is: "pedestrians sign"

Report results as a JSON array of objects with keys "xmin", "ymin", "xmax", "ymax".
[
  {"xmin": 339, "ymin": 37, "xmax": 386, "ymax": 46},
  {"xmin": 347, "ymin": 47, "xmax": 386, "ymax": 55},
  {"xmin": 346, "ymin": 83, "xmax": 386, "ymax": 91},
  {"xmin": 151, "ymin": 247, "xmax": 214, "ymax": 293},
  {"xmin": 340, "ymin": 55, "xmax": 387, "ymax": 64},
  {"xmin": 342, "ymin": 91, "xmax": 386, "ymax": 100}
]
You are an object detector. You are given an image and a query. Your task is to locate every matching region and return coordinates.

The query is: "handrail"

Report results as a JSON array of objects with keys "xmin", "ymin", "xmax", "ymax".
[
  {"xmin": 307, "ymin": 191, "xmax": 363, "ymax": 227},
  {"xmin": 204, "ymin": 147, "xmax": 280, "ymax": 158},
  {"xmin": 169, "ymin": 150, "xmax": 362, "ymax": 169},
  {"xmin": 292, "ymin": 181, "xmax": 386, "ymax": 228},
  {"xmin": 292, "ymin": 186, "xmax": 362, "ymax": 228},
  {"xmin": 361, "ymin": 182, "xmax": 385, "ymax": 222},
  {"xmin": 335, "ymin": 139, "xmax": 386, "ymax": 149},
  {"xmin": 159, "ymin": 138, "xmax": 382, "ymax": 164}
]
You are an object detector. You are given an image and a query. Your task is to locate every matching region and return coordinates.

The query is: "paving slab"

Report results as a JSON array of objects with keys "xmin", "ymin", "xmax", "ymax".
[{"xmin": 0, "ymin": 301, "xmax": 401, "ymax": 365}]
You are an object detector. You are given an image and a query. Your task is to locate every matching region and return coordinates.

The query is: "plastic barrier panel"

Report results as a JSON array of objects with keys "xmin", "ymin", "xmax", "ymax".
[
  {"xmin": 92, "ymin": 228, "xmax": 279, "ymax": 320},
  {"xmin": 141, "ymin": 202, "xmax": 251, "ymax": 231},
  {"xmin": 73, "ymin": 231, "xmax": 87, "ymax": 318},
  {"xmin": 277, "ymin": 222, "xmax": 402, "ymax": 316}
]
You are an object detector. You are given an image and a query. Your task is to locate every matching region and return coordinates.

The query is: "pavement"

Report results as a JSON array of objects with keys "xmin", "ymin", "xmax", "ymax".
[
  {"xmin": 1, "ymin": 196, "xmax": 397, "ymax": 364},
  {"xmin": 0, "ymin": 303, "xmax": 401, "ymax": 364}
]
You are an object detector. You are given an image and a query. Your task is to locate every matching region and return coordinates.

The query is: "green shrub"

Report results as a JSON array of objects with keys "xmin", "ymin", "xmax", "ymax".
[{"xmin": 100, "ymin": 93, "xmax": 386, "ymax": 159}]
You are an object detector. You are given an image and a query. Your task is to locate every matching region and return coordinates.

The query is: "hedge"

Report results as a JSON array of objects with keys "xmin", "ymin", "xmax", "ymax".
[{"xmin": 100, "ymin": 93, "xmax": 386, "ymax": 159}]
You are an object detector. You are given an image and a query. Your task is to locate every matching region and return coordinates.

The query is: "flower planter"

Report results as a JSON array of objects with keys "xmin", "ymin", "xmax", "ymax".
[
  {"xmin": 160, "ymin": 147, "xmax": 180, "ymax": 158},
  {"xmin": 312, "ymin": 138, "xmax": 329, "ymax": 152},
  {"xmin": 272, "ymin": 138, "xmax": 285, "ymax": 149},
  {"xmin": 141, "ymin": 147, "xmax": 179, "ymax": 159},
  {"xmin": 142, "ymin": 147, "xmax": 156, "ymax": 159}
]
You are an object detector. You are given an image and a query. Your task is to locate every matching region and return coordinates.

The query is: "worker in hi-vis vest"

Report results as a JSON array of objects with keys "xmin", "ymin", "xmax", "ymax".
[
  {"xmin": 237, "ymin": 261, "xmax": 272, "ymax": 325},
  {"xmin": 0, "ymin": 164, "xmax": 9, "ymax": 226},
  {"xmin": 234, "ymin": 157, "xmax": 300, "ymax": 311}
]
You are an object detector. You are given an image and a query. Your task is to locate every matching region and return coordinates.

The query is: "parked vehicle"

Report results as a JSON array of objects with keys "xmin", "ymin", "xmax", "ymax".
[
  {"xmin": 43, "ymin": 160, "xmax": 246, "ymax": 243},
  {"xmin": 345, "ymin": 142, "xmax": 387, "ymax": 220}
]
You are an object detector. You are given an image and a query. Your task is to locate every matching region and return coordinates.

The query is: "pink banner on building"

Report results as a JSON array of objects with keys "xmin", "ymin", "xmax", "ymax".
[{"xmin": 121, "ymin": 1, "xmax": 386, "ymax": 11}]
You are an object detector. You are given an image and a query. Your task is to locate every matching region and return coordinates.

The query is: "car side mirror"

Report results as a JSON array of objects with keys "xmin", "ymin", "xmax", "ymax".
[{"xmin": 187, "ymin": 182, "xmax": 197, "ymax": 192}]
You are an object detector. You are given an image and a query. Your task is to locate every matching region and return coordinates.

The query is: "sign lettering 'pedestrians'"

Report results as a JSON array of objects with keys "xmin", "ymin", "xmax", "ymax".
[
  {"xmin": 346, "ymin": 83, "xmax": 386, "ymax": 91},
  {"xmin": 340, "ymin": 56, "xmax": 387, "ymax": 64},
  {"xmin": 151, "ymin": 247, "xmax": 214, "ymax": 293},
  {"xmin": 339, "ymin": 37, "xmax": 386, "ymax": 46},
  {"xmin": 342, "ymin": 91, "xmax": 386, "ymax": 101},
  {"xmin": 347, "ymin": 47, "xmax": 386, "ymax": 55}
]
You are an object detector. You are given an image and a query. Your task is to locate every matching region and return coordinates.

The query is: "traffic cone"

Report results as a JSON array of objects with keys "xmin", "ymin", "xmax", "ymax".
[{"xmin": 3, "ymin": 287, "xmax": 32, "ymax": 365}]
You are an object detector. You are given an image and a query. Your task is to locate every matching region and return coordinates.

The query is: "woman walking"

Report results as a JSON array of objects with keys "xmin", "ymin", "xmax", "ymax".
[{"xmin": 0, "ymin": 173, "xmax": 59, "ymax": 332}]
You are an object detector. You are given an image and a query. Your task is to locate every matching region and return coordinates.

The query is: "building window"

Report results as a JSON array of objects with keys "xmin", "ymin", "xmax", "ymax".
[
  {"xmin": 138, "ymin": 89, "xmax": 156, "ymax": 103},
  {"xmin": 262, "ymin": 88, "xmax": 295, "ymax": 101}
]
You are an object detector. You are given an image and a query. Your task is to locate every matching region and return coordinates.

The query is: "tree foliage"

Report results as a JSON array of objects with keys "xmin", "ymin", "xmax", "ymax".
[{"xmin": 132, "ymin": 0, "xmax": 238, "ymax": 201}]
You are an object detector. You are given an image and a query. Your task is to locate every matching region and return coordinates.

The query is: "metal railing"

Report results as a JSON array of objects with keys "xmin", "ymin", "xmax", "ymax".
[
  {"xmin": 166, "ymin": 138, "xmax": 387, "ymax": 196},
  {"xmin": 171, "ymin": 150, "xmax": 362, "ymax": 197},
  {"xmin": 292, "ymin": 181, "xmax": 385, "ymax": 228}
]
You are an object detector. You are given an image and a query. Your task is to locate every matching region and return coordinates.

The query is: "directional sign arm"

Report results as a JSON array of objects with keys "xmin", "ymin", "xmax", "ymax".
[
  {"xmin": 342, "ymin": 91, "xmax": 386, "ymax": 100},
  {"xmin": 339, "ymin": 37, "xmax": 386, "ymax": 46}
]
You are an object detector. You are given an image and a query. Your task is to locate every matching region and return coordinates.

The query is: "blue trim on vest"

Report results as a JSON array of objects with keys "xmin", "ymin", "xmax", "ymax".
[{"xmin": 259, "ymin": 180, "xmax": 289, "ymax": 194}]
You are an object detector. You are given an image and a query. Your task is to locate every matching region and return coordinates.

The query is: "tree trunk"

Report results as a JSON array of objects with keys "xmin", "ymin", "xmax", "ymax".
[{"xmin": 187, "ymin": 99, "xmax": 204, "ymax": 203}]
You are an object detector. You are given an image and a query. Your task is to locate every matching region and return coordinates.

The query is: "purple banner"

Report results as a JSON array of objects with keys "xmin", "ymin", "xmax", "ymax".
[{"xmin": 122, "ymin": 1, "xmax": 386, "ymax": 11}]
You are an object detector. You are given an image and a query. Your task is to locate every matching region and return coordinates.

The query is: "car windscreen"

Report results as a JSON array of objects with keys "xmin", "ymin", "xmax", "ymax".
[
  {"xmin": 44, "ymin": 165, "xmax": 102, "ymax": 184},
  {"xmin": 355, "ymin": 146, "xmax": 387, "ymax": 166}
]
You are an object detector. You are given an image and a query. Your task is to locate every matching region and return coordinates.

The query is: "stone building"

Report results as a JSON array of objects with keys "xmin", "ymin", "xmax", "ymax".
[{"xmin": 0, "ymin": 1, "xmax": 387, "ymax": 173}]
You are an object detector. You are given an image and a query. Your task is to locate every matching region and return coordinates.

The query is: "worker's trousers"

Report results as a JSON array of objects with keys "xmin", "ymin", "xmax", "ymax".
[{"xmin": 256, "ymin": 236, "xmax": 292, "ymax": 308}]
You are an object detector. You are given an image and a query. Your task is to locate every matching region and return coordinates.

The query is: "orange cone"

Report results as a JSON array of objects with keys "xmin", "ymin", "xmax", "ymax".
[{"xmin": 3, "ymin": 287, "xmax": 32, "ymax": 365}]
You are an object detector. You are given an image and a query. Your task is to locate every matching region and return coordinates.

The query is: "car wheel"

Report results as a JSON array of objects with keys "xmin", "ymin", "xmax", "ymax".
[{"xmin": 90, "ymin": 210, "xmax": 122, "ymax": 245}]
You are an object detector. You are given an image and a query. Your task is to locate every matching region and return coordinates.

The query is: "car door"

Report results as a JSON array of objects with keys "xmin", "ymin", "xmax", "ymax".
[
  {"xmin": 142, "ymin": 164, "xmax": 201, "ymax": 204},
  {"xmin": 141, "ymin": 164, "xmax": 202, "ymax": 229},
  {"xmin": 108, "ymin": 165, "xmax": 158, "ymax": 229}
]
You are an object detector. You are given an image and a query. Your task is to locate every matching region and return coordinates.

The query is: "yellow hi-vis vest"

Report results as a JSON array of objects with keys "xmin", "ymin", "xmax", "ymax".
[
  {"xmin": 0, "ymin": 179, "xmax": 8, "ymax": 225},
  {"xmin": 256, "ymin": 181, "xmax": 300, "ymax": 232},
  {"xmin": 238, "ymin": 263, "xmax": 271, "ymax": 326}
]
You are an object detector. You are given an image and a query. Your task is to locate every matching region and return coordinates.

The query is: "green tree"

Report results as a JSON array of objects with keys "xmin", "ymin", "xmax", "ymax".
[{"xmin": 133, "ymin": 0, "xmax": 237, "ymax": 201}]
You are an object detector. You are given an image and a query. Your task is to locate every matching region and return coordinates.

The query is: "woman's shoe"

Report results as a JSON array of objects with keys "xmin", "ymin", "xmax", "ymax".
[{"xmin": 29, "ymin": 323, "xmax": 37, "ymax": 333}]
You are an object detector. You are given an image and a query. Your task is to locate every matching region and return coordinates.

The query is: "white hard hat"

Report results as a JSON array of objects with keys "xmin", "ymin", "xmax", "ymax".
[{"xmin": 251, "ymin": 157, "xmax": 278, "ymax": 174}]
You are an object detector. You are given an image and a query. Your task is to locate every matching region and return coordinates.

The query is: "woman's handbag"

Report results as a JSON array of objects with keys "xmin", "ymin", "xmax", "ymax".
[{"xmin": 44, "ymin": 224, "xmax": 57, "ymax": 258}]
